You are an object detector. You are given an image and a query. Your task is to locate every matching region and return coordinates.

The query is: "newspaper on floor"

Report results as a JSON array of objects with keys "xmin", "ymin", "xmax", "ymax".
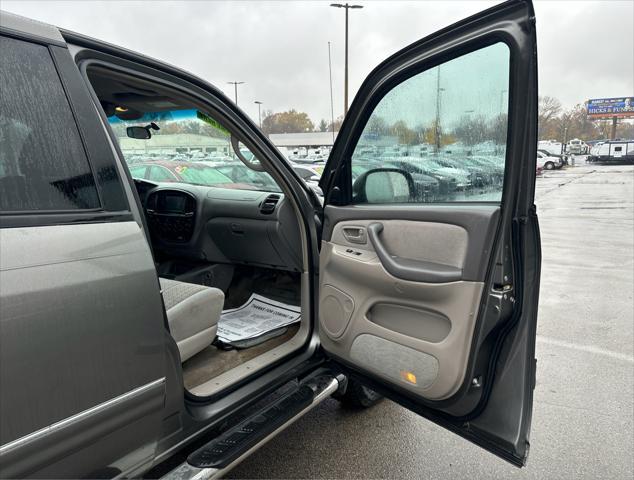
[{"xmin": 217, "ymin": 294, "xmax": 301, "ymax": 346}]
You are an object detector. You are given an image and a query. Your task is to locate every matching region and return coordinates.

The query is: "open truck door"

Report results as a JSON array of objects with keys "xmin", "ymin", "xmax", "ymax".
[{"xmin": 319, "ymin": 0, "xmax": 540, "ymax": 466}]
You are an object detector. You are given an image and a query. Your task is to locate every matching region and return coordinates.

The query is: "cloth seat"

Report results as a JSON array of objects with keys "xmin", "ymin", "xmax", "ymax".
[{"xmin": 159, "ymin": 278, "xmax": 224, "ymax": 363}]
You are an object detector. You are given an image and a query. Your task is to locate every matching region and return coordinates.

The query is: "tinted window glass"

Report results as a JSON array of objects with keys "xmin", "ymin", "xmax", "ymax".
[
  {"xmin": 351, "ymin": 43, "xmax": 510, "ymax": 204},
  {"xmin": 0, "ymin": 37, "xmax": 100, "ymax": 212}
]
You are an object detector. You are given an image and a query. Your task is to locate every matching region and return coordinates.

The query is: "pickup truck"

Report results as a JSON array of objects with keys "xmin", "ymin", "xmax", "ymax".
[{"xmin": 0, "ymin": 1, "xmax": 541, "ymax": 478}]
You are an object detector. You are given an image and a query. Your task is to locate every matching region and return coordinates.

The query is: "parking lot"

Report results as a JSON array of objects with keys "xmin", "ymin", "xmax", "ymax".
[{"xmin": 229, "ymin": 164, "xmax": 634, "ymax": 479}]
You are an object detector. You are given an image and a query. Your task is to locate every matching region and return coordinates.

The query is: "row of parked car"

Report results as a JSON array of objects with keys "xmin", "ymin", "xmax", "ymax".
[{"xmin": 125, "ymin": 143, "xmax": 566, "ymax": 202}]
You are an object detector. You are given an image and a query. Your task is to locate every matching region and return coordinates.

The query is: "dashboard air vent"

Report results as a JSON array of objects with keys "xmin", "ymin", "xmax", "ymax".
[{"xmin": 260, "ymin": 194, "xmax": 281, "ymax": 214}]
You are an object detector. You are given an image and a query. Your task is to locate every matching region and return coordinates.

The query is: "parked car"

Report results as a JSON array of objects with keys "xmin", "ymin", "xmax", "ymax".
[
  {"xmin": 536, "ymin": 150, "xmax": 563, "ymax": 170},
  {"xmin": 291, "ymin": 164, "xmax": 324, "ymax": 199},
  {"xmin": 383, "ymin": 159, "xmax": 441, "ymax": 200},
  {"xmin": 537, "ymin": 139, "xmax": 563, "ymax": 156},
  {"xmin": 537, "ymin": 148, "xmax": 562, "ymax": 160},
  {"xmin": 291, "ymin": 164, "xmax": 324, "ymax": 183},
  {"xmin": 128, "ymin": 160, "xmax": 281, "ymax": 192},
  {"xmin": 211, "ymin": 161, "xmax": 283, "ymax": 192},
  {"xmin": 381, "ymin": 158, "xmax": 459, "ymax": 196},
  {"xmin": 0, "ymin": 3, "xmax": 541, "ymax": 478}
]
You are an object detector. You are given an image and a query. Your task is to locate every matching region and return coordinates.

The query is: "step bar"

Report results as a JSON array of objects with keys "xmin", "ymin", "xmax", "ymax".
[{"xmin": 161, "ymin": 374, "xmax": 343, "ymax": 480}]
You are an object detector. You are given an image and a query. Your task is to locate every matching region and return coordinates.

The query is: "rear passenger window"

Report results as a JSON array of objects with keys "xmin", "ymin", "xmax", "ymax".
[
  {"xmin": 351, "ymin": 42, "xmax": 510, "ymax": 204},
  {"xmin": 0, "ymin": 36, "xmax": 99, "ymax": 212}
]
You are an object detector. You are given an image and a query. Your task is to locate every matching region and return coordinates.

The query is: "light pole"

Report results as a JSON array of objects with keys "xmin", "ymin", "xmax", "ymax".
[
  {"xmin": 434, "ymin": 67, "xmax": 445, "ymax": 153},
  {"xmin": 328, "ymin": 41, "xmax": 336, "ymax": 143},
  {"xmin": 254, "ymin": 101, "xmax": 263, "ymax": 128},
  {"xmin": 330, "ymin": 3, "xmax": 363, "ymax": 116},
  {"xmin": 227, "ymin": 81, "xmax": 245, "ymax": 106}
]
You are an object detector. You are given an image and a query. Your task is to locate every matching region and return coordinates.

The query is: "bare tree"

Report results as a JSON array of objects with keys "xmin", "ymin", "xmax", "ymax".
[
  {"xmin": 453, "ymin": 114, "xmax": 489, "ymax": 146},
  {"xmin": 538, "ymin": 96, "xmax": 562, "ymax": 139}
]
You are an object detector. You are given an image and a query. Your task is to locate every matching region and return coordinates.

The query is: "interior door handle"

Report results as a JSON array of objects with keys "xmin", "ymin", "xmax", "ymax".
[
  {"xmin": 342, "ymin": 226, "xmax": 367, "ymax": 244},
  {"xmin": 367, "ymin": 222, "xmax": 462, "ymax": 283}
]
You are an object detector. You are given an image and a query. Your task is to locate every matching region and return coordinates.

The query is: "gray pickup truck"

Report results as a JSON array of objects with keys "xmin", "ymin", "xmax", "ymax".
[{"xmin": 0, "ymin": 1, "xmax": 541, "ymax": 478}]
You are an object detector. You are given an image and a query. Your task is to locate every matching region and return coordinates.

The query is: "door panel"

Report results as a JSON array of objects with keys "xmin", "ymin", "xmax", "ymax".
[
  {"xmin": 324, "ymin": 205, "xmax": 500, "ymax": 281},
  {"xmin": 320, "ymin": 207, "xmax": 498, "ymax": 400},
  {"xmin": 319, "ymin": 0, "xmax": 539, "ymax": 466}
]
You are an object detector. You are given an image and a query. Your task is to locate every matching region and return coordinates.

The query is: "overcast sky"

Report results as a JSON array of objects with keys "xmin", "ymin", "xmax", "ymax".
[{"xmin": 2, "ymin": 1, "xmax": 633, "ymax": 125}]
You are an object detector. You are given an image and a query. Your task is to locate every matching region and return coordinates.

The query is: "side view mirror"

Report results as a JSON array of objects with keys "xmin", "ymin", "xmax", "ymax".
[
  {"xmin": 352, "ymin": 168, "xmax": 415, "ymax": 204},
  {"xmin": 127, "ymin": 122, "xmax": 160, "ymax": 139}
]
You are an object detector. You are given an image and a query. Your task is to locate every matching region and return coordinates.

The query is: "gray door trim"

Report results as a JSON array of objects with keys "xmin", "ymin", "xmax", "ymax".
[{"xmin": 0, "ymin": 377, "xmax": 165, "ymax": 472}]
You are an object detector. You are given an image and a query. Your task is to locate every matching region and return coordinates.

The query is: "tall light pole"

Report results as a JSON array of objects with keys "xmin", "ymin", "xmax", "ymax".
[
  {"xmin": 330, "ymin": 3, "xmax": 363, "ymax": 116},
  {"xmin": 328, "ymin": 41, "xmax": 336, "ymax": 143},
  {"xmin": 227, "ymin": 81, "xmax": 245, "ymax": 106},
  {"xmin": 434, "ymin": 67, "xmax": 445, "ymax": 153},
  {"xmin": 254, "ymin": 101, "xmax": 263, "ymax": 128}
]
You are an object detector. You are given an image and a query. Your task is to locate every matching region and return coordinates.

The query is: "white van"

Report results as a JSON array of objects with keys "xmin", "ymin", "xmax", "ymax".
[{"xmin": 566, "ymin": 139, "xmax": 588, "ymax": 155}]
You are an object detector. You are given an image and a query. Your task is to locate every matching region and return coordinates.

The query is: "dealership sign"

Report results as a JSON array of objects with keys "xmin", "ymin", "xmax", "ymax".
[{"xmin": 587, "ymin": 97, "xmax": 634, "ymax": 119}]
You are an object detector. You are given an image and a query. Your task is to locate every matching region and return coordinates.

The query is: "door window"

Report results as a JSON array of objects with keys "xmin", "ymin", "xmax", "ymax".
[
  {"xmin": 350, "ymin": 42, "xmax": 510, "ymax": 204},
  {"xmin": 0, "ymin": 37, "xmax": 100, "ymax": 213}
]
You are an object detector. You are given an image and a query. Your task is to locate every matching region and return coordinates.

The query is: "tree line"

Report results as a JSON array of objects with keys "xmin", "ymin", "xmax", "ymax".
[
  {"xmin": 261, "ymin": 98, "xmax": 634, "ymax": 143},
  {"xmin": 261, "ymin": 108, "xmax": 508, "ymax": 147},
  {"xmin": 538, "ymin": 96, "xmax": 634, "ymax": 141},
  {"xmin": 260, "ymin": 109, "xmax": 343, "ymax": 135},
  {"xmin": 109, "ymin": 97, "xmax": 634, "ymax": 143}
]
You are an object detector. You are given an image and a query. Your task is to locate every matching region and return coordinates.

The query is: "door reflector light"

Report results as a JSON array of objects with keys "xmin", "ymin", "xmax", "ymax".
[{"xmin": 400, "ymin": 370, "xmax": 417, "ymax": 385}]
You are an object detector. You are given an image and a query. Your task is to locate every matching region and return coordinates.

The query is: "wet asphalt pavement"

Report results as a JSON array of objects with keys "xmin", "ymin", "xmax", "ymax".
[{"xmin": 228, "ymin": 163, "xmax": 634, "ymax": 479}]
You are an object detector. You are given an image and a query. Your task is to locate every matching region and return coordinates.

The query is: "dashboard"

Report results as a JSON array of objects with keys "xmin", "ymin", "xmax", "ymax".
[
  {"xmin": 146, "ymin": 190, "xmax": 196, "ymax": 243},
  {"xmin": 134, "ymin": 179, "xmax": 302, "ymax": 272}
]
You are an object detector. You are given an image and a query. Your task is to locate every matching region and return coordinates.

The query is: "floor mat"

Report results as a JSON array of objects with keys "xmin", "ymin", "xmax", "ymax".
[{"xmin": 217, "ymin": 294, "xmax": 301, "ymax": 348}]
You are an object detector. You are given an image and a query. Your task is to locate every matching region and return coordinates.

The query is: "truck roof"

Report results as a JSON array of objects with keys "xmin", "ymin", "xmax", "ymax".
[{"xmin": 0, "ymin": 10, "xmax": 64, "ymax": 44}]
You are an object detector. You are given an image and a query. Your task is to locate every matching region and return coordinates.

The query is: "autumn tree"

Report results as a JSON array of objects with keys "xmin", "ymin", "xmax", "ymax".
[
  {"xmin": 390, "ymin": 120, "xmax": 418, "ymax": 145},
  {"xmin": 421, "ymin": 119, "xmax": 454, "ymax": 149},
  {"xmin": 261, "ymin": 110, "xmax": 315, "ymax": 134},
  {"xmin": 616, "ymin": 121, "xmax": 634, "ymax": 139},
  {"xmin": 562, "ymin": 104, "xmax": 599, "ymax": 140}
]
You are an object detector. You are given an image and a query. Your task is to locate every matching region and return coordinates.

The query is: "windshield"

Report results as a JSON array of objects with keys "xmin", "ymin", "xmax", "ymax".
[
  {"xmin": 175, "ymin": 164, "xmax": 233, "ymax": 185},
  {"xmin": 108, "ymin": 109, "xmax": 281, "ymax": 192}
]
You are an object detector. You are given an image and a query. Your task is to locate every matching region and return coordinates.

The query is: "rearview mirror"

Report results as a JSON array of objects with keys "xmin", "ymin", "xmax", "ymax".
[
  {"xmin": 126, "ymin": 122, "xmax": 160, "ymax": 140},
  {"xmin": 126, "ymin": 126, "xmax": 151, "ymax": 140},
  {"xmin": 353, "ymin": 168, "xmax": 415, "ymax": 204}
]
